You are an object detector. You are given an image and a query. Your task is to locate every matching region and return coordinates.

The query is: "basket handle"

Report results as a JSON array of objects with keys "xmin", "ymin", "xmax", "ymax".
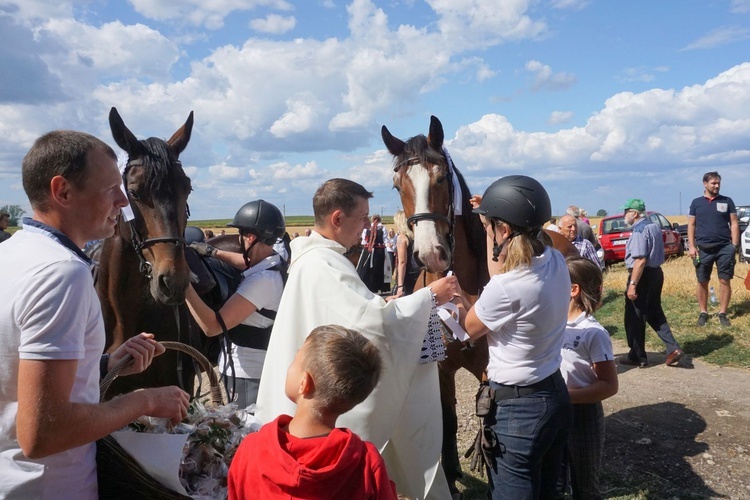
[{"xmin": 100, "ymin": 341, "xmax": 223, "ymax": 405}]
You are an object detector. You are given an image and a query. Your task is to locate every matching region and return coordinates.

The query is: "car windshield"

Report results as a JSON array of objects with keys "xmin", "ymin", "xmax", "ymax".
[{"xmin": 602, "ymin": 216, "xmax": 628, "ymax": 234}]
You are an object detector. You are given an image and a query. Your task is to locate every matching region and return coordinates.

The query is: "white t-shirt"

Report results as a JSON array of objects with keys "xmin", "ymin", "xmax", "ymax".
[
  {"xmin": 560, "ymin": 312, "xmax": 614, "ymax": 389},
  {"xmin": 0, "ymin": 225, "xmax": 104, "ymax": 500},
  {"xmin": 474, "ymin": 248, "xmax": 570, "ymax": 386},
  {"xmin": 222, "ymin": 254, "xmax": 284, "ymax": 379}
]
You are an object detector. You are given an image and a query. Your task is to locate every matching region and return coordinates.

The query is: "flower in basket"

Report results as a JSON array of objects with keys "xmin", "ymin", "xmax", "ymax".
[{"xmin": 114, "ymin": 400, "xmax": 262, "ymax": 499}]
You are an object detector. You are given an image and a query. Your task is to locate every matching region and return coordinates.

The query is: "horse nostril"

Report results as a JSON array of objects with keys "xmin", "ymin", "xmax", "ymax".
[
  {"xmin": 158, "ymin": 274, "xmax": 174, "ymax": 295},
  {"xmin": 439, "ymin": 247, "xmax": 449, "ymax": 263}
]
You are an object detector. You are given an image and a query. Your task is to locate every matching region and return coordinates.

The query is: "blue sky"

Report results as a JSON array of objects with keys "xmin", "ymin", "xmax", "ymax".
[{"xmin": 1, "ymin": 0, "xmax": 749, "ymax": 221}]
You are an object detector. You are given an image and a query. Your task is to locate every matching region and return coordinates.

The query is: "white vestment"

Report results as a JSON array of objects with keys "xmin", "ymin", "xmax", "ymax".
[{"xmin": 256, "ymin": 232, "xmax": 450, "ymax": 500}]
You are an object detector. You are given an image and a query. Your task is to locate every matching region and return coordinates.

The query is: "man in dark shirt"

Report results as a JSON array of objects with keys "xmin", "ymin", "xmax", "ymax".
[{"xmin": 688, "ymin": 171, "xmax": 740, "ymax": 327}]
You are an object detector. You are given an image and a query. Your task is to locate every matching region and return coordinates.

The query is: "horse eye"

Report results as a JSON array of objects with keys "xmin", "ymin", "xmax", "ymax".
[
  {"xmin": 436, "ymin": 175, "xmax": 447, "ymax": 184},
  {"xmin": 128, "ymin": 189, "xmax": 140, "ymax": 201}
]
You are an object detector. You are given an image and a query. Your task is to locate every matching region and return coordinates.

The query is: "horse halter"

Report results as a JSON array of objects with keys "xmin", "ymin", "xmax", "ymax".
[
  {"xmin": 394, "ymin": 155, "xmax": 456, "ymax": 267},
  {"xmin": 125, "ymin": 158, "xmax": 187, "ymax": 279}
]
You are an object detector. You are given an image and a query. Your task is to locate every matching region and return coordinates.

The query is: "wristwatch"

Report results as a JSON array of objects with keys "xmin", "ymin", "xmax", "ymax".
[{"xmin": 629, "ymin": 280, "xmax": 637, "ymax": 286}]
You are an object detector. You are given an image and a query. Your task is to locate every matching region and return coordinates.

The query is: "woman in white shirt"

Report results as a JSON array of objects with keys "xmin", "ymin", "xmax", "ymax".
[
  {"xmin": 455, "ymin": 175, "xmax": 573, "ymax": 499},
  {"xmin": 185, "ymin": 200, "xmax": 286, "ymax": 408}
]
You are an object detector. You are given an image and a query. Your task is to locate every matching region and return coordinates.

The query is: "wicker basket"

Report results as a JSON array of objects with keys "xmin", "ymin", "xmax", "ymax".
[{"xmin": 97, "ymin": 341, "xmax": 223, "ymax": 499}]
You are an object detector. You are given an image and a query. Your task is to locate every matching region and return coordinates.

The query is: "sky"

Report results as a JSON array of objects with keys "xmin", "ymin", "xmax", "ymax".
[{"xmin": 1, "ymin": 0, "xmax": 750, "ymax": 222}]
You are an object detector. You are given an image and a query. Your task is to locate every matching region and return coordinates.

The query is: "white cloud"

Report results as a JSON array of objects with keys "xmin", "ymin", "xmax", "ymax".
[
  {"xmin": 270, "ymin": 160, "xmax": 324, "ymax": 179},
  {"xmin": 681, "ymin": 26, "xmax": 750, "ymax": 51},
  {"xmin": 250, "ymin": 14, "xmax": 296, "ymax": 34},
  {"xmin": 270, "ymin": 96, "xmax": 319, "ymax": 137},
  {"xmin": 525, "ymin": 60, "xmax": 577, "ymax": 91},
  {"xmin": 426, "ymin": 0, "xmax": 548, "ymax": 50},
  {"xmin": 547, "ymin": 111, "xmax": 573, "ymax": 125},
  {"xmin": 0, "ymin": 0, "xmax": 73, "ymax": 21},
  {"xmin": 449, "ymin": 63, "xmax": 750, "ymax": 177},
  {"xmin": 127, "ymin": 0, "xmax": 293, "ymax": 29},
  {"xmin": 38, "ymin": 19, "xmax": 179, "ymax": 84},
  {"xmin": 209, "ymin": 163, "xmax": 245, "ymax": 179},
  {"xmin": 549, "ymin": 0, "xmax": 590, "ymax": 9}
]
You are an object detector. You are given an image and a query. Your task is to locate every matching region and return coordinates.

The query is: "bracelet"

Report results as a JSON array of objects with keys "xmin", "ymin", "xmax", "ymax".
[
  {"xmin": 629, "ymin": 280, "xmax": 637, "ymax": 286},
  {"xmin": 100, "ymin": 353, "xmax": 110, "ymax": 379}
]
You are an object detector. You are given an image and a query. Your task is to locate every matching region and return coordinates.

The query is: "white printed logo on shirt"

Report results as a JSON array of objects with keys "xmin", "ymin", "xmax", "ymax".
[{"xmin": 716, "ymin": 203, "xmax": 728, "ymax": 213}]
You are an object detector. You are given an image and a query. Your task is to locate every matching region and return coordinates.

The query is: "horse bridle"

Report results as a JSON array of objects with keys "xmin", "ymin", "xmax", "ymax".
[
  {"xmin": 124, "ymin": 158, "xmax": 187, "ymax": 279},
  {"xmin": 394, "ymin": 155, "xmax": 456, "ymax": 268}
]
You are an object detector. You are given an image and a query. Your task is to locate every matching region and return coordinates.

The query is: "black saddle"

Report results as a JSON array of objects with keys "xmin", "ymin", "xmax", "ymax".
[{"xmin": 185, "ymin": 248, "xmax": 242, "ymax": 308}]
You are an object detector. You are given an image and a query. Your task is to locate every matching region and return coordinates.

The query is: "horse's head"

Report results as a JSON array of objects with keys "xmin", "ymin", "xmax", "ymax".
[
  {"xmin": 382, "ymin": 115, "xmax": 453, "ymax": 273},
  {"xmin": 109, "ymin": 107, "xmax": 193, "ymax": 306}
]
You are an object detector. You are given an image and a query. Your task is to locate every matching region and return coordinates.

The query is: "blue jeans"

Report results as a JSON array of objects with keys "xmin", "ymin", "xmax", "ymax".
[{"xmin": 485, "ymin": 372, "xmax": 573, "ymax": 500}]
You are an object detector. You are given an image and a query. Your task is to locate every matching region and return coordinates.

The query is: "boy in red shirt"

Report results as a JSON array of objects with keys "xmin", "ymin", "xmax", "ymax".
[{"xmin": 228, "ymin": 325, "xmax": 397, "ymax": 499}]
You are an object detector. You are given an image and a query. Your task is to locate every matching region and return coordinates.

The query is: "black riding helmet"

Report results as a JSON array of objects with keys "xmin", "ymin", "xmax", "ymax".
[
  {"xmin": 473, "ymin": 175, "xmax": 551, "ymax": 230},
  {"xmin": 184, "ymin": 226, "xmax": 205, "ymax": 245},
  {"xmin": 227, "ymin": 199, "xmax": 286, "ymax": 245}
]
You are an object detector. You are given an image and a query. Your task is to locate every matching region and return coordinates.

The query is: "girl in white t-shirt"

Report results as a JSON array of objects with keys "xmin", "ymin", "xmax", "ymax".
[{"xmin": 559, "ymin": 256, "xmax": 619, "ymax": 500}]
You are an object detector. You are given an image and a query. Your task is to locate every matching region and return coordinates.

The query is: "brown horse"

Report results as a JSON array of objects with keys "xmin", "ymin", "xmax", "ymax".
[
  {"xmin": 95, "ymin": 107, "xmax": 196, "ymax": 396},
  {"xmin": 382, "ymin": 115, "xmax": 576, "ymax": 494}
]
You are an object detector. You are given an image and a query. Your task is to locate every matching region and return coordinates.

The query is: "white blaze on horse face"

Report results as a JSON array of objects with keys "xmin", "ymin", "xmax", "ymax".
[{"xmin": 407, "ymin": 163, "xmax": 451, "ymax": 272}]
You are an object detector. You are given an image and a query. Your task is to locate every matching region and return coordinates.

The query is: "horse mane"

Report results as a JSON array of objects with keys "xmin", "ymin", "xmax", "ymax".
[
  {"xmin": 124, "ymin": 137, "xmax": 191, "ymax": 197},
  {"xmin": 452, "ymin": 164, "xmax": 487, "ymax": 266}
]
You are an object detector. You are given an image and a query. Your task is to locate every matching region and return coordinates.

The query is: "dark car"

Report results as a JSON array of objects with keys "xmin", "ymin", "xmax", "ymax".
[{"xmin": 598, "ymin": 211, "xmax": 683, "ymax": 266}]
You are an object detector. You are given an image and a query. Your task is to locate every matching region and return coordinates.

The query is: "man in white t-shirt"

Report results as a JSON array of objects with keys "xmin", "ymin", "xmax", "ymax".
[{"xmin": 0, "ymin": 130, "xmax": 190, "ymax": 499}]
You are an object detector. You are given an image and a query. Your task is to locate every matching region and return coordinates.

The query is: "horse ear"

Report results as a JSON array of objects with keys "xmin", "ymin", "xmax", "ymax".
[
  {"xmin": 109, "ymin": 107, "xmax": 143, "ymax": 156},
  {"xmin": 427, "ymin": 115, "xmax": 444, "ymax": 151},
  {"xmin": 381, "ymin": 125, "xmax": 405, "ymax": 156},
  {"xmin": 167, "ymin": 111, "xmax": 194, "ymax": 156}
]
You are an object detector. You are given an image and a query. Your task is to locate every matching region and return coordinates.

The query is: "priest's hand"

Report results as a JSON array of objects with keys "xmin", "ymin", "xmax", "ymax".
[{"xmin": 429, "ymin": 275, "xmax": 459, "ymax": 305}]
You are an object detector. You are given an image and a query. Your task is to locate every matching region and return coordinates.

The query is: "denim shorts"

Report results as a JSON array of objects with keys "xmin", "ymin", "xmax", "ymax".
[{"xmin": 696, "ymin": 243, "xmax": 736, "ymax": 282}]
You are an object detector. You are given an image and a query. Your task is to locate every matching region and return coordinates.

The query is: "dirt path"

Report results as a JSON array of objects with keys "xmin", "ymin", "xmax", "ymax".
[{"xmin": 455, "ymin": 339, "xmax": 750, "ymax": 499}]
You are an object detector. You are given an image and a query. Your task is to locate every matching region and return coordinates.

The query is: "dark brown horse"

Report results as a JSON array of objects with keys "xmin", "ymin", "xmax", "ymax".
[
  {"xmin": 382, "ymin": 115, "xmax": 576, "ymax": 494},
  {"xmin": 95, "ymin": 107, "xmax": 195, "ymax": 396}
]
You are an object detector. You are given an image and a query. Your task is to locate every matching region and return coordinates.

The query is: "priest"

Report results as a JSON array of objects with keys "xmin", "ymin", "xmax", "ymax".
[{"xmin": 256, "ymin": 178, "xmax": 458, "ymax": 500}]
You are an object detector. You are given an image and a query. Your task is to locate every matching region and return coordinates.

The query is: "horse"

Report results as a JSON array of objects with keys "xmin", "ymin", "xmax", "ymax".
[
  {"xmin": 381, "ymin": 115, "xmax": 576, "ymax": 494},
  {"xmin": 94, "ymin": 107, "xmax": 197, "ymax": 397}
]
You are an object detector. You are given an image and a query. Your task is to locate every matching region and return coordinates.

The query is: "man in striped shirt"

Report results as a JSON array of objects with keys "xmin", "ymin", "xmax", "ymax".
[{"xmin": 559, "ymin": 214, "xmax": 604, "ymax": 270}]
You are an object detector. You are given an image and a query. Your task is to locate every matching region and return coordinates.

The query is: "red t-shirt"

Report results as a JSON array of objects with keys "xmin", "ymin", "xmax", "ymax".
[{"xmin": 228, "ymin": 415, "xmax": 397, "ymax": 500}]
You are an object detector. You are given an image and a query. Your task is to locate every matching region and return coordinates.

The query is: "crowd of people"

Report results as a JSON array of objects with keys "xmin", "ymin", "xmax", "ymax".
[{"xmin": 0, "ymin": 123, "xmax": 743, "ymax": 500}]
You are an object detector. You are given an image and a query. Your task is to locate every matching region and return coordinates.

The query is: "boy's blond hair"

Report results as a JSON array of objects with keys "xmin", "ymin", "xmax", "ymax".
[{"xmin": 303, "ymin": 325, "xmax": 382, "ymax": 417}]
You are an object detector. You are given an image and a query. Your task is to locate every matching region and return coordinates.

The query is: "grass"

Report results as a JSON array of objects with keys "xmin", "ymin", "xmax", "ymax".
[{"xmin": 598, "ymin": 255, "xmax": 750, "ymax": 368}]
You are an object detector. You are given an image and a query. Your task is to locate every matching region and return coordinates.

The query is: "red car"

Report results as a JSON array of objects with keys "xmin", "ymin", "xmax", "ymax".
[{"xmin": 597, "ymin": 211, "xmax": 684, "ymax": 266}]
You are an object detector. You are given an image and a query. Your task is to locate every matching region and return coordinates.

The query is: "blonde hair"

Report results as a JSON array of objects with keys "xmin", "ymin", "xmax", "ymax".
[
  {"xmin": 494, "ymin": 220, "xmax": 552, "ymax": 273},
  {"xmin": 393, "ymin": 210, "xmax": 413, "ymax": 241}
]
